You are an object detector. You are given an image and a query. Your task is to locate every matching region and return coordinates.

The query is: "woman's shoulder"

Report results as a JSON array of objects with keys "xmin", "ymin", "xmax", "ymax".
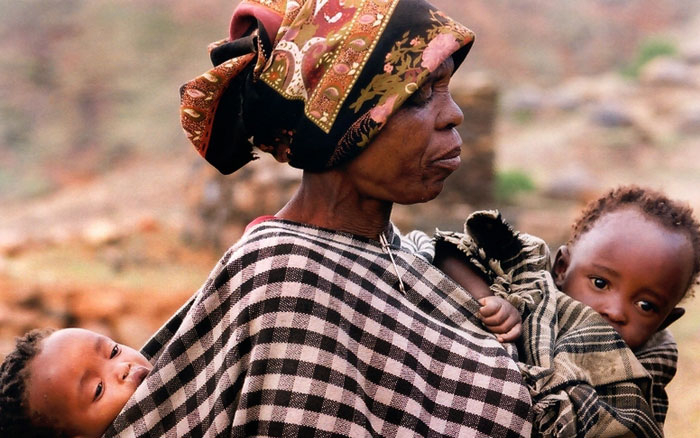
[{"xmin": 226, "ymin": 219, "xmax": 381, "ymax": 262}]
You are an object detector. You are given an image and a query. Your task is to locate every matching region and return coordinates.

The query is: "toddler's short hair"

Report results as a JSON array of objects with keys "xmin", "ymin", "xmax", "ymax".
[
  {"xmin": 569, "ymin": 185, "xmax": 700, "ymax": 296},
  {"xmin": 0, "ymin": 328, "xmax": 69, "ymax": 438}
]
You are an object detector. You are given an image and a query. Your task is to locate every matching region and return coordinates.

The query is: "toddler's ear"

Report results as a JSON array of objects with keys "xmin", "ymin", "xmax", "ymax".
[
  {"xmin": 552, "ymin": 245, "xmax": 570, "ymax": 288},
  {"xmin": 658, "ymin": 307, "xmax": 685, "ymax": 331}
]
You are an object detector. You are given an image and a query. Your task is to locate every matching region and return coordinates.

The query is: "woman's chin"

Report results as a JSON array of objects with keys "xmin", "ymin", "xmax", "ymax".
[{"xmin": 398, "ymin": 185, "xmax": 444, "ymax": 205}]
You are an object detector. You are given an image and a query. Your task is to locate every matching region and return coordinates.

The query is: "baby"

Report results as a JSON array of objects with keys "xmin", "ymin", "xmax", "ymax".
[
  {"xmin": 437, "ymin": 185, "xmax": 699, "ymax": 351},
  {"xmin": 432, "ymin": 185, "xmax": 700, "ymax": 433},
  {"xmin": 0, "ymin": 328, "xmax": 152, "ymax": 438}
]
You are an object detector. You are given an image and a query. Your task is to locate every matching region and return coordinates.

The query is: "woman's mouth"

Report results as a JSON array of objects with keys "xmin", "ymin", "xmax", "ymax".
[{"xmin": 432, "ymin": 147, "xmax": 462, "ymax": 171}]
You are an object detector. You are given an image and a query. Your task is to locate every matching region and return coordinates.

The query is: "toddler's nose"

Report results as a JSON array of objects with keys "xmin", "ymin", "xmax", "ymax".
[
  {"xmin": 114, "ymin": 362, "xmax": 131, "ymax": 382},
  {"xmin": 599, "ymin": 302, "xmax": 627, "ymax": 325}
]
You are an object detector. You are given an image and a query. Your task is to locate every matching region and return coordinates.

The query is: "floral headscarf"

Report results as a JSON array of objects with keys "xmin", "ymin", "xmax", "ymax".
[{"xmin": 180, "ymin": 0, "xmax": 474, "ymax": 174}]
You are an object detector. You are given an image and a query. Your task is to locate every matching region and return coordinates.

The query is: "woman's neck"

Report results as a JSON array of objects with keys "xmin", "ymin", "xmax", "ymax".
[{"xmin": 276, "ymin": 171, "xmax": 392, "ymax": 240}]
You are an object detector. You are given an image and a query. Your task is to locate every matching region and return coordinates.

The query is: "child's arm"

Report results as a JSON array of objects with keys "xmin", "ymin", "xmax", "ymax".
[{"xmin": 435, "ymin": 244, "xmax": 522, "ymax": 343}]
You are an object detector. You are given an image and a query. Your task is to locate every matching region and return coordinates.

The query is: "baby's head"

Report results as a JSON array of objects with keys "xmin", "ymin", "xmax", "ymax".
[
  {"xmin": 0, "ymin": 328, "xmax": 151, "ymax": 438},
  {"xmin": 553, "ymin": 185, "xmax": 700, "ymax": 350}
]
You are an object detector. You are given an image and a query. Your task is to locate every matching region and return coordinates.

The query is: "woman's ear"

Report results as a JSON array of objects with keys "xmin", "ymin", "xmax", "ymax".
[
  {"xmin": 658, "ymin": 307, "xmax": 685, "ymax": 331},
  {"xmin": 552, "ymin": 245, "xmax": 570, "ymax": 288}
]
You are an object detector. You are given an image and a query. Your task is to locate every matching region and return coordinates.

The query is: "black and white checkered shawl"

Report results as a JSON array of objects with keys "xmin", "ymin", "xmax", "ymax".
[
  {"xmin": 431, "ymin": 210, "xmax": 677, "ymax": 438},
  {"xmin": 103, "ymin": 219, "xmax": 532, "ymax": 437}
]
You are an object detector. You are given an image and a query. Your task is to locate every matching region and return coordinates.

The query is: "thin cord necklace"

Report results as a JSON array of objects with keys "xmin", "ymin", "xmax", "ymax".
[{"xmin": 379, "ymin": 232, "xmax": 406, "ymax": 295}]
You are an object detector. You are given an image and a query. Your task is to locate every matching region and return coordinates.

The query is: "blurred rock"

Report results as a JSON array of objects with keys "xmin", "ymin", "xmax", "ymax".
[
  {"xmin": 515, "ymin": 207, "xmax": 580, "ymax": 248},
  {"xmin": 549, "ymin": 87, "xmax": 584, "ymax": 112},
  {"xmin": 681, "ymin": 45, "xmax": 700, "ymax": 65},
  {"xmin": 640, "ymin": 57, "xmax": 696, "ymax": 87},
  {"xmin": 590, "ymin": 101, "xmax": 635, "ymax": 127},
  {"xmin": 68, "ymin": 289, "xmax": 126, "ymax": 321},
  {"xmin": 78, "ymin": 320, "xmax": 114, "ymax": 339},
  {"xmin": 557, "ymin": 74, "xmax": 635, "ymax": 104},
  {"xmin": 502, "ymin": 86, "xmax": 545, "ymax": 115},
  {"xmin": 446, "ymin": 73, "xmax": 498, "ymax": 205},
  {"xmin": 0, "ymin": 230, "xmax": 27, "ymax": 257},
  {"xmin": 182, "ymin": 156, "xmax": 300, "ymax": 251},
  {"xmin": 83, "ymin": 219, "xmax": 122, "ymax": 246},
  {"xmin": 678, "ymin": 106, "xmax": 700, "ymax": 134},
  {"xmin": 544, "ymin": 166, "xmax": 600, "ymax": 203},
  {"xmin": 113, "ymin": 314, "xmax": 152, "ymax": 347},
  {"xmin": 137, "ymin": 215, "xmax": 160, "ymax": 233}
]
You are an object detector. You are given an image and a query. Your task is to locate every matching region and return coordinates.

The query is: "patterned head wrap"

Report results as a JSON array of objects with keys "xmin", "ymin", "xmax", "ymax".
[{"xmin": 180, "ymin": 0, "xmax": 474, "ymax": 174}]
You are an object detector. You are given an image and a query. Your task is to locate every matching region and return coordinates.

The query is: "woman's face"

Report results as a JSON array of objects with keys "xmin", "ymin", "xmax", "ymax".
[{"xmin": 345, "ymin": 57, "xmax": 464, "ymax": 205}]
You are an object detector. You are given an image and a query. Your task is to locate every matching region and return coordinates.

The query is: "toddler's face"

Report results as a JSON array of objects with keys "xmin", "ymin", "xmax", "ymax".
[
  {"xmin": 27, "ymin": 328, "xmax": 151, "ymax": 438},
  {"xmin": 554, "ymin": 208, "xmax": 693, "ymax": 350}
]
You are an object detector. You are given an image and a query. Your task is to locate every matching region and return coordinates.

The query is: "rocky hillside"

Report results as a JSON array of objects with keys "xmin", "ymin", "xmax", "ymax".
[{"xmin": 1, "ymin": 2, "xmax": 700, "ymax": 435}]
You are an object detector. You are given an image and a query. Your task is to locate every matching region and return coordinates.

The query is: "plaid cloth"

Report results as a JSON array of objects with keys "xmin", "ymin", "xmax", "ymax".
[
  {"xmin": 104, "ymin": 219, "xmax": 532, "ymax": 437},
  {"xmin": 431, "ymin": 210, "xmax": 676, "ymax": 438}
]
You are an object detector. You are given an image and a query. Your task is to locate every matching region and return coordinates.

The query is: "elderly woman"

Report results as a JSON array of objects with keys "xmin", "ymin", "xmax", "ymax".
[{"xmin": 105, "ymin": 0, "xmax": 533, "ymax": 436}]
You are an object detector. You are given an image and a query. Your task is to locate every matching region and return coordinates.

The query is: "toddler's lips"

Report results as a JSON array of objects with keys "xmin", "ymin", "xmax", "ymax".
[{"xmin": 128, "ymin": 365, "xmax": 151, "ymax": 385}]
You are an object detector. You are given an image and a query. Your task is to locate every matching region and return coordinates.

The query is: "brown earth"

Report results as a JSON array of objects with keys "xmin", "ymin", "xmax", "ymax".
[{"xmin": 2, "ymin": 49, "xmax": 700, "ymax": 438}]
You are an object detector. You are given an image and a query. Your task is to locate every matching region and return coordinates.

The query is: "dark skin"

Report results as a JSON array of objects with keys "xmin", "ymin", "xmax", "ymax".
[
  {"xmin": 435, "ymin": 247, "xmax": 522, "ymax": 342},
  {"xmin": 552, "ymin": 207, "xmax": 691, "ymax": 350},
  {"xmin": 277, "ymin": 58, "xmax": 464, "ymax": 240},
  {"xmin": 437, "ymin": 207, "xmax": 691, "ymax": 349}
]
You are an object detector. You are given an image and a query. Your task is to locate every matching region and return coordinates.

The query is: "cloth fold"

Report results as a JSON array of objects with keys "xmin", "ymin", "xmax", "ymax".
[
  {"xmin": 104, "ymin": 219, "xmax": 532, "ymax": 437},
  {"xmin": 431, "ymin": 210, "xmax": 671, "ymax": 438},
  {"xmin": 179, "ymin": 0, "xmax": 475, "ymax": 174}
]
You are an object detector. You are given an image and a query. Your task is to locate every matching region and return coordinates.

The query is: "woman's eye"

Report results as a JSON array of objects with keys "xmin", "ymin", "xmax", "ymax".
[
  {"xmin": 590, "ymin": 277, "xmax": 608, "ymax": 290},
  {"xmin": 94, "ymin": 382, "xmax": 103, "ymax": 401},
  {"xmin": 407, "ymin": 84, "xmax": 433, "ymax": 106},
  {"xmin": 636, "ymin": 300, "xmax": 656, "ymax": 313},
  {"xmin": 110, "ymin": 345, "xmax": 120, "ymax": 359}
]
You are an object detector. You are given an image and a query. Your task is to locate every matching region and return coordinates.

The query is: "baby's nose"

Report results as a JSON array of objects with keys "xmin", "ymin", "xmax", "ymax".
[
  {"xmin": 115, "ymin": 362, "xmax": 131, "ymax": 381},
  {"xmin": 600, "ymin": 302, "xmax": 627, "ymax": 325}
]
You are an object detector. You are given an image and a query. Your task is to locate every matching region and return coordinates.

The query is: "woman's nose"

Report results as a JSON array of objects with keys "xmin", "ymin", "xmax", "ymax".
[{"xmin": 438, "ymin": 92, "xmax": 464, "ymax": 131}]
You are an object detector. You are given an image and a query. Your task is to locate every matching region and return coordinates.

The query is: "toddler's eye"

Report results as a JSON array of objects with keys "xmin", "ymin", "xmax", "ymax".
[
  {"xmin": 110, "ymin": 345, "xmax": 120, "ymax": 359},
  {"xmin": 590, "ymin": 277, "xmax": 608, "ymax": 290},
  {"xmin": 94, "ymin": 382, "xmax": 103, "ymax": 401},
  {"xmin": 636, "ymin": 300, "xmax": 656, "ymax": 313}
]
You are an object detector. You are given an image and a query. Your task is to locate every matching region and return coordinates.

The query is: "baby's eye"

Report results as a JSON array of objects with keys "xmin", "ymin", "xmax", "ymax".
[
  {"xmin": 590, "ymin": 277, "xmax": 608, "ymax": 290},
  {"xmin": 94, "ymin": 382, "xmax": 103, "ymax": 401},
  {"xmin": 110, "ymin": 345, "xmax": 120, "ymax": 359},
  {"xmin": 636, "ymin": 300, "xmax": 657, "ymax": 313}
]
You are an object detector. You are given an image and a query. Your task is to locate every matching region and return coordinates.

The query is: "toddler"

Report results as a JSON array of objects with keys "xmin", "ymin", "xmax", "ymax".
[
  {"xmin": 433, "ymin": 185, "xmax": 700, "ymax": 434},
  {"xmin": 437, "ymin": 185, "xmax": 699, "ymax": 351},
  {"xmin": 0, "ymin": 328, "xmax": 152, "ymax": 438}
]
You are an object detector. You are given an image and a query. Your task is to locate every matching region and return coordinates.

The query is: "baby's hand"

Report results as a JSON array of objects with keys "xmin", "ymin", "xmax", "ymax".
[{"xmin": 477, "ymin": 296, "xmax": 522, "ymax": 343}]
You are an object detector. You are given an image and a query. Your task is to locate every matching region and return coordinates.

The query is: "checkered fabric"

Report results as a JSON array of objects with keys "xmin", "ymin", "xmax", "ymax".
[
  {"xmin": 433, "ymin": 210, "xmax": 675, "ymax": 438},
  {"xmin": 104, "ymin": 219, "xmax": 532, "ymax": 437}
]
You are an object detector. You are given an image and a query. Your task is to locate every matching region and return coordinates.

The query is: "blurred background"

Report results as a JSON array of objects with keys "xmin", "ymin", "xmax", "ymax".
[{"xmin": 1, "ymin": 0, "xmax": 699, "ymax": 434}]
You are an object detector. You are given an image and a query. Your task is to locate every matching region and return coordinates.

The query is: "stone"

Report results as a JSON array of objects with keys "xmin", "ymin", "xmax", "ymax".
[
  {"xmin": 640, "ymin": 57, "xmax": 696, "ymax": 87},
  {"xmin": 544, "ymin": 166, "xmax": 600, "ymax": 203},
  {"xmin": 678, "ymin": 106, "xmax": 700, "ymax": 134},
  {"xmin": 589, "ymin": 101, "xmax": 634, "ymax": 127},
  {"xmin": 83, "ymin": 219, "xmax": 122, "ymax": 246}
]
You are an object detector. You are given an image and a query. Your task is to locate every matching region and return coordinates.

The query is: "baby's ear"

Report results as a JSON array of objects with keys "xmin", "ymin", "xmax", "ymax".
[
  {"xmin": 552, "ymin": 245, "xmax": 570, "ymax": 288},
  {"xmin": 658, "ymin": 307, "xmax": 685, "ymax": 331}
]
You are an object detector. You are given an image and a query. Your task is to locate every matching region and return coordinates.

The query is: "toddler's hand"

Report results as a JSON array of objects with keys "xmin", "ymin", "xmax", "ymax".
[{"xmin": 477, "ymin": 296, "xmax": 522, "ymax": 343}]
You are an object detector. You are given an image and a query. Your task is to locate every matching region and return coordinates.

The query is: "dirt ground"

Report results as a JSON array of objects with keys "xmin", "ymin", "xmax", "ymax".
[{"xmin": 1, "ymin": 97, "xmax": 699, "ymax": 436}]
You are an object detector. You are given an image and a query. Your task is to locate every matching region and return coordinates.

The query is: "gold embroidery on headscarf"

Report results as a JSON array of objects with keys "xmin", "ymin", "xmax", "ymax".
[{"xmin": 260, "ymin": 0, "xmax": 399, "ymax": 133}]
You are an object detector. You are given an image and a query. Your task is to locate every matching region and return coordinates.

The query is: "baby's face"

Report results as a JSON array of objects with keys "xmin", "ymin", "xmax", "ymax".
[
  {"xmin": 27, "ymin": 328, "xmax": 151, "ymax": 438},
  {"xmin": 554, "ymin": 208, "xmax": 693, "ymax": 350}
]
